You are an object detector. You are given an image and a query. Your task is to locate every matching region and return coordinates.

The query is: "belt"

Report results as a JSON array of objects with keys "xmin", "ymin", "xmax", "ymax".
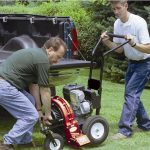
[
  {"xmin": 0, "ymin": 77, "xmax": 5, "ymax": 80},
  {"xmin": 129, "ymin": 57, "xmax": 150, "ymax": 64}
]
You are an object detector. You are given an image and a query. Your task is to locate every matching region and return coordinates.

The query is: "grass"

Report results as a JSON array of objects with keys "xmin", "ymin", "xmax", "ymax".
[{"xmin": 0, "ymin": 69, "xmax": 150, "ymax": 150}]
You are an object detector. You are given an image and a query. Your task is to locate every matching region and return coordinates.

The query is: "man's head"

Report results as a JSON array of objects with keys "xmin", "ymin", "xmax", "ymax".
[
  {"xmin": 109, "ymin": 0, "xmax": 128, "ymax": 20},
  {"xmin": 43, "ymin": 37, "xmax": 67, "ymax": 64}
]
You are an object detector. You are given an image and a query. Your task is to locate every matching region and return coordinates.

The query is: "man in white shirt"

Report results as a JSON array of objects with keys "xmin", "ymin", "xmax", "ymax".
[{"xmin": 101, "ymin": 0, "xmax": 150, "ymax": 139}]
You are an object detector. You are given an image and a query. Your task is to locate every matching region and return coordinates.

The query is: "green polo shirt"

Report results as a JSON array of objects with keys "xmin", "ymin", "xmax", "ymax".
[{"xmin": 0, "ymin": 48, "xmax": 50, "ymax": 90}]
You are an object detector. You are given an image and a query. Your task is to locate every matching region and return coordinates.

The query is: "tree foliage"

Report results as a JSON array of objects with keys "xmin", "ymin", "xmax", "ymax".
[
  {"xmin": 0, "ymin": 1, "xmax": 150, "ymax": 83},
  {"xmin": 81, "ymin": 0, "xmax": 150, "ymax": 83}
]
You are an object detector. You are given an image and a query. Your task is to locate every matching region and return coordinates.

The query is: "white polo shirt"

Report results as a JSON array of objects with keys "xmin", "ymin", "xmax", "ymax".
[{"xmin": 113, "ymin": 13, "xmax": 150, "ymax": 60}]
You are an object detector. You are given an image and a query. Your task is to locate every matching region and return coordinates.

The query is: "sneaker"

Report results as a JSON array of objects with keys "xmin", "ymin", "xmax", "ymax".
[
  {"xmin": 0, "ymin": 143, "xmax": 14, "ymax": 150},
  {"xmin": 112, "ymin": 133, "xmax": 128, "ymax": 140}
]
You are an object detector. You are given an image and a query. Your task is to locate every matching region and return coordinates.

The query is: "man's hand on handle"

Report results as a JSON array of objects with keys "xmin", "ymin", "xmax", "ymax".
[
  {"xmin": 101, "ymin": 31, "xmax": 110, "ymax": 42},
  {"xmin": 39, "ymin": 112, "xmax": 52, "ymax": 126},
  {"xmin": 125, "ymin": 34, "xmax": 136, "ymax": 47},
  {"xmin": 42, "ymin": 115, "xmax": 52, "ymax": 126}
]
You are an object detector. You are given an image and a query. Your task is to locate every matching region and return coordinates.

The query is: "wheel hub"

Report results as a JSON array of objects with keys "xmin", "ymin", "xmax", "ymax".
[
  {"xmin": 91, "ymin": 122, "xmax": 104, "ymax": 139},
  {"xmin": 49, "ymin": 139, "xmax": 61, "ymax": 150}
]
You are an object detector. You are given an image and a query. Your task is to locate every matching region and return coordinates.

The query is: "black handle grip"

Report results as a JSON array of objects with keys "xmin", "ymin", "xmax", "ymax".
[{"xmin": 107, "ymin": 33, "xmax": 126, "ymax": 39}]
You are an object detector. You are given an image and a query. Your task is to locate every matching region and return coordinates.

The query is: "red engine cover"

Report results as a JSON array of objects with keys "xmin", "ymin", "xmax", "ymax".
[{"xmin": 51, "ymin": 96, "xmax": 90, "ymax": 147}]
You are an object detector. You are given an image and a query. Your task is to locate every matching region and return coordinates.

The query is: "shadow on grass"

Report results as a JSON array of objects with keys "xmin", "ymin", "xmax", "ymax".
[{"xmin": 83, "ymin": 142, "xmax": 107, "ymax": 149}]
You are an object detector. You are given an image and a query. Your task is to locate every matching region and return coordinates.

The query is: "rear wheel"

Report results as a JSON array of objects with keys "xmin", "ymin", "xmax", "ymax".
[
  {"xmin": 82, "ymin": 115, "xmax": 109, "ymax": 145},
  {"xmin": 44, "ymin": 133, "xmax": 64, "ymax": 150}
]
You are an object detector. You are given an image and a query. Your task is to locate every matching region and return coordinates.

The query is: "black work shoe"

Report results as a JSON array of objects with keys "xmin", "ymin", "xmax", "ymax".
[
  {"xmin": 0, "ymin": 143, "xmax": 14, "ymax": 150},
  {"xmin": 17, "ymin": 141, "xmax": 36, "ymax": 148}
]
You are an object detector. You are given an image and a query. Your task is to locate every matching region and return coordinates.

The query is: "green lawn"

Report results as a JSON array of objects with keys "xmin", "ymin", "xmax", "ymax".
[{"xmin": 0, "ymin": 69, "xmax": 150, "ymax": 150}]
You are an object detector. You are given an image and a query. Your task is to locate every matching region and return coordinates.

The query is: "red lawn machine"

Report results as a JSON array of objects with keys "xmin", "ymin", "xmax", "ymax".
[{"xmin": 40, "ymin": 33, "xmax": 129, "ymax": 150}]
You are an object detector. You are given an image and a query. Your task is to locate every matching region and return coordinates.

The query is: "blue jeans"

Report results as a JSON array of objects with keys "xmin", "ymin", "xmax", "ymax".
[
  {"xmin": 119, "ymin": 61, "xmax": 150, "ymax": 136},
  {"xmin": 0, "ymin": 80, "xmax": 39, "ymax": 144}
]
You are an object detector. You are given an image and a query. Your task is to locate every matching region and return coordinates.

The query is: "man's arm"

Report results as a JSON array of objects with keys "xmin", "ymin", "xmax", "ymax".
[
  {"xmin": 103, "ymin": 40, "xmax": 123, "ymax": 54},
  {"xmin": 125, "ymin": 34, "xmax": 150, "ymax": 54},
  {"xmin": 101, "ymin": 31, "xmax": 124, "ymax": 53},
  {"xmin": 29, "ymin": 83, "xmax": 42, "ymax": 110},
  {"xmin": 39, "ymin": 86, "xmax": 51, "ymax": 117},
  {"xmin": 29, "ymin": 84, "xmax": 52, "ymax": 124},
  {"xmin": 133, "ymin": 43, "xmax": 150, "ymax": 54}
]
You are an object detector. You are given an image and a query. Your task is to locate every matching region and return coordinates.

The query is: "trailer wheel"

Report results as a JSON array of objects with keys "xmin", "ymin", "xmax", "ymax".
[
  {"xmin": 44, "ymin": 133, "xmax": 64, "ymax": 150},
  {"xmin": 82, "ymin": 115, "xmax": 109, "ymax": 145}
]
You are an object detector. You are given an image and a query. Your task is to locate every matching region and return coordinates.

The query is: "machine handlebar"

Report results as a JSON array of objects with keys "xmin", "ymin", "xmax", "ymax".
[{"xmin": 107, "ymin": 33, "xmax": 126, "ymax": 39}]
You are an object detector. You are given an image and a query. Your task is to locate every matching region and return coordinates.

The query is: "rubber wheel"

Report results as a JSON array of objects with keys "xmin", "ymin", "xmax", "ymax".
[
  {"xmin": 82, "ymin": 115, "xmax": 109, "ymax": 145},
  {"xmin": 44, "ymin": 133, "xmax": 64, "ymax": 150}
]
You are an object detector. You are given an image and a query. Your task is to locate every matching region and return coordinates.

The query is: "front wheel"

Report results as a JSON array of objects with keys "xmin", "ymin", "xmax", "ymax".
[
  {"xmin": 44, "ymin": 133, "xmax": 64, "ymax": 150},
  {"xmin": 82, "ymin": 115, "xmax": 109, "ymax": 145}
]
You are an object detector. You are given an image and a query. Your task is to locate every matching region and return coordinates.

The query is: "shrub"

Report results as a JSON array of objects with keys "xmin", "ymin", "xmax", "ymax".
[{"xmin": 0, "ymin": 1, "xmax": 149, "ymax": 83}]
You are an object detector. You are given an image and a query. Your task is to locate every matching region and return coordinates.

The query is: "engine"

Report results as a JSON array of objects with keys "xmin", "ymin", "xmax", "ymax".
[
  {"xmin": 70, "ymin": 90, "xmax": 91, "ymax": 116},
  {"xmin": 63, "ymin": 84, "xmax": 92, "ymax": 117},
  {"xmin": 63, "ymin": 84, "xmax": 100, "ymax": 125}
]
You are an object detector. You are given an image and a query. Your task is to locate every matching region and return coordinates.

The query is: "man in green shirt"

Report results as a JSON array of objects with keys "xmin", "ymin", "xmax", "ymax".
[{"xmin": 0, "ymin": 36, "xmax": 66, "ymax": 149}]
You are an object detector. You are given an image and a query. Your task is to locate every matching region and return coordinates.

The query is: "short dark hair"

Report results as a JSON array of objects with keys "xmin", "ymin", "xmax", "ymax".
[
  {"xmin": 109, "ymin": 0, "xmax": 127, "ymax": 5},
  {"xmin": 44, "ymin": 36, "xmax": 67, "ymax": 51}
]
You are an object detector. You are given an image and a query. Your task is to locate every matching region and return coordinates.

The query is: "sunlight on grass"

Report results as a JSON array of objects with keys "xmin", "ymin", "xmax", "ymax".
[{"xmin": 0, "ymin": 69, "xmax": 150, "ymax": 150}]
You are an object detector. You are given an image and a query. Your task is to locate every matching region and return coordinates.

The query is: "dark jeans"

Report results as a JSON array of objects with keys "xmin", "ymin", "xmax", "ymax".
[{"xmin": 119, "ymin": 60, "xmax": 150, "ymax": 136}]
